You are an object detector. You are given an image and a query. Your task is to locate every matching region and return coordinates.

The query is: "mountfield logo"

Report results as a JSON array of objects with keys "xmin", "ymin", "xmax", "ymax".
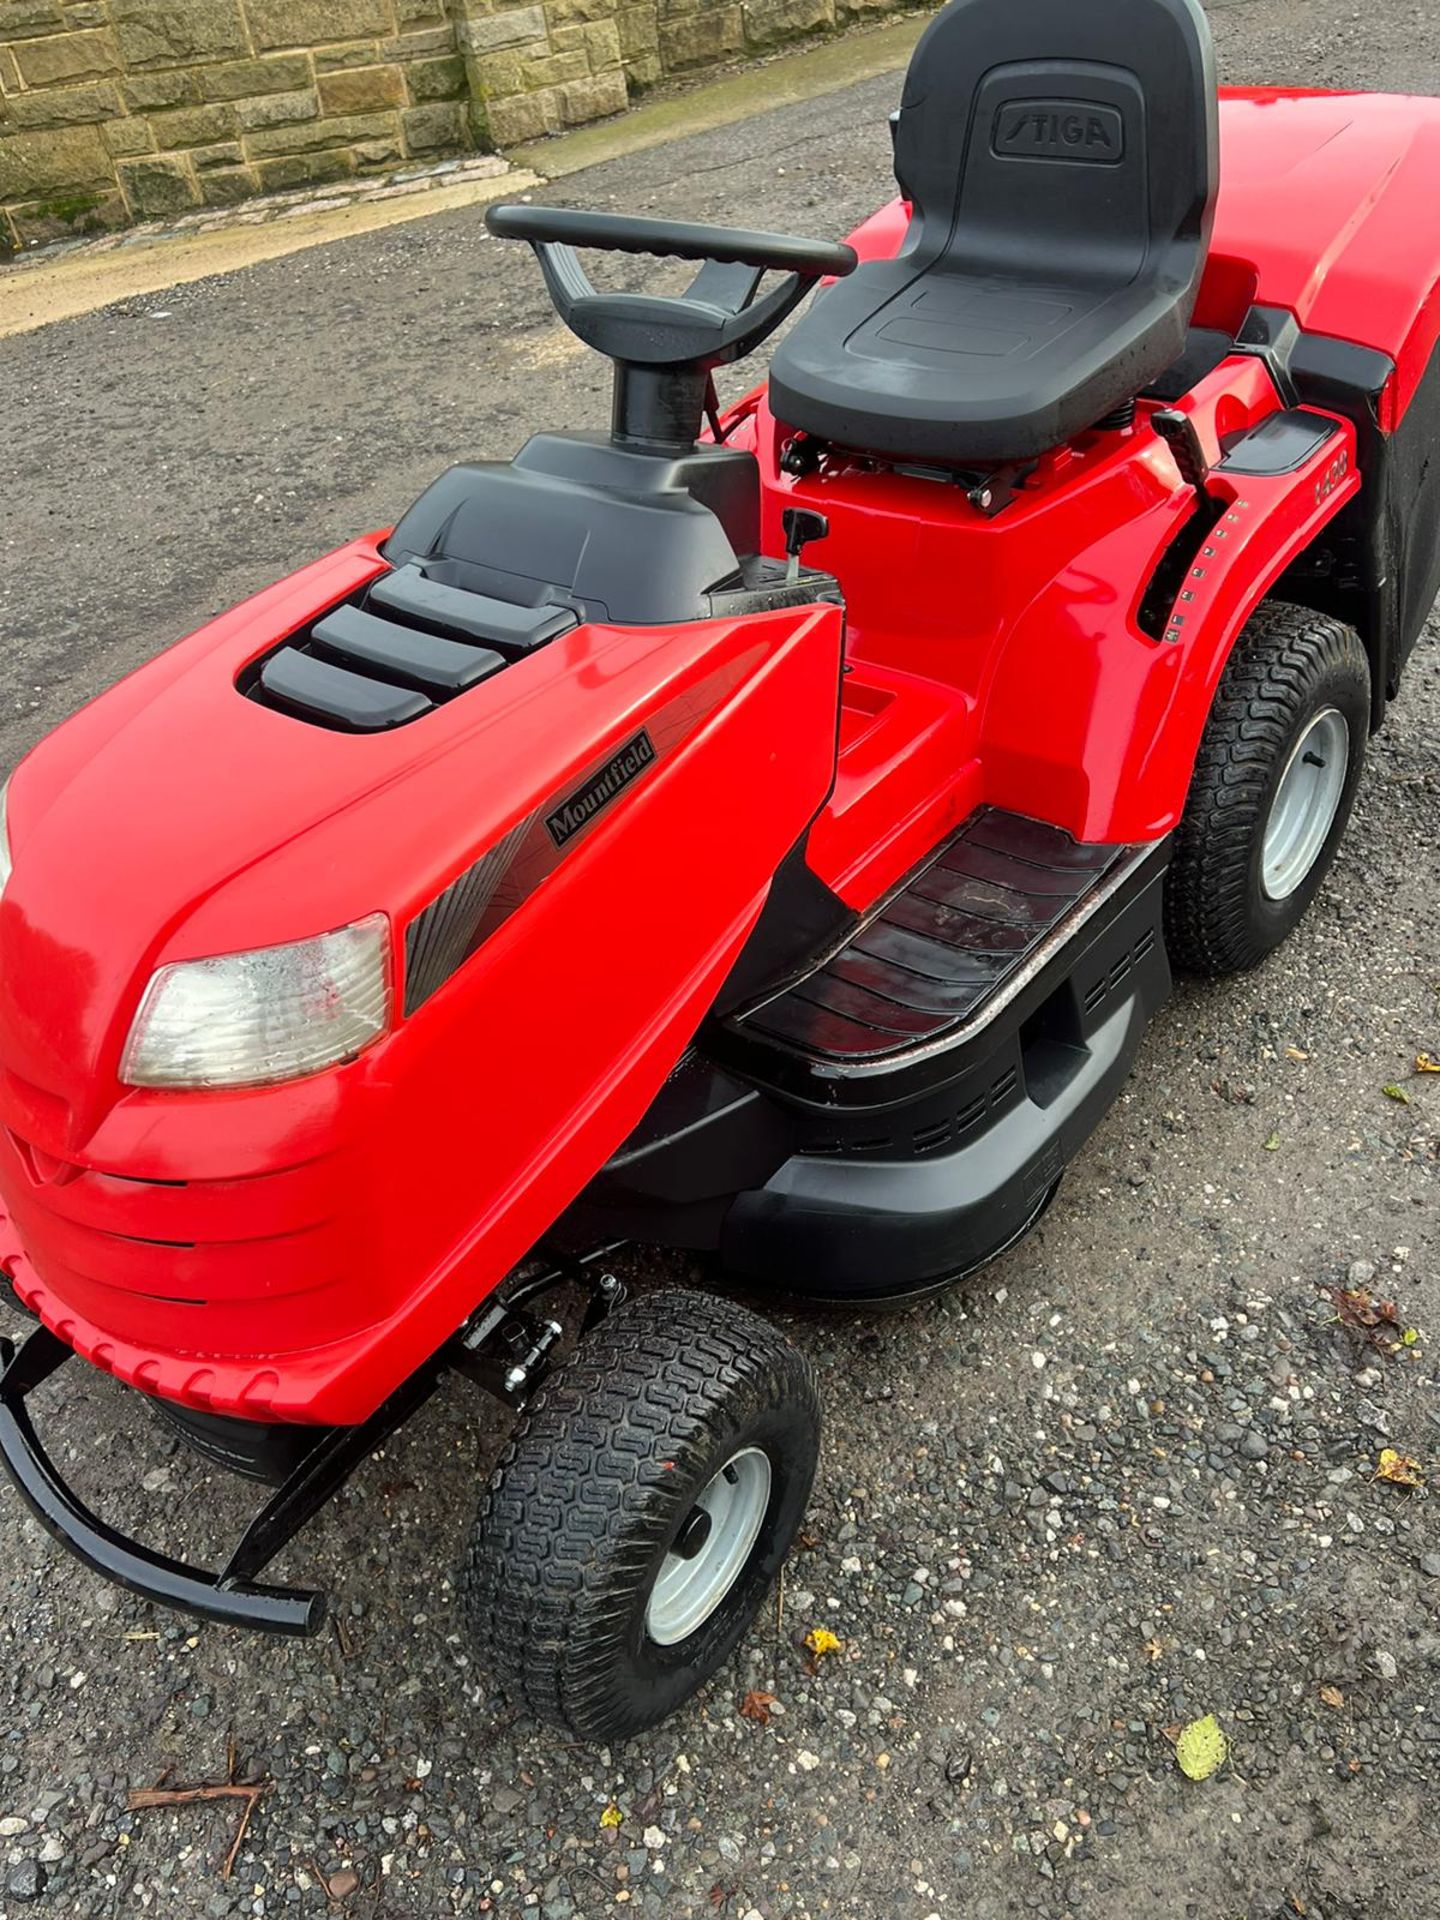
[
  {"xmin": 545, "ymin": 730, "xmax": 657, "ymax": 847},
  {"xmin": 993, "ymin": 99, "xmax": 1125, "ymax": 164}
]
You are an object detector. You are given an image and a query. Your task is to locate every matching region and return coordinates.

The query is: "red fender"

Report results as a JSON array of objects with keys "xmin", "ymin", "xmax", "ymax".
[{"xmin": 982, "ymin": 366, "xmax": 1361, "ymax": 843}]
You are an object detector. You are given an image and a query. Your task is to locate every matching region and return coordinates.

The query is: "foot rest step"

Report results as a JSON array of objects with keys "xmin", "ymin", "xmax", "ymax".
[{"xmin": 734, "ymin": 808, "xmax": 1124, "ymax": 1064}]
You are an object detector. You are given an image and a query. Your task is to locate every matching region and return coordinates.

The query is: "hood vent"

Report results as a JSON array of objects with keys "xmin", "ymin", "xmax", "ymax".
[{"xmin": 246, "ymin": 562, "xmax": 579, "ymax": 734}]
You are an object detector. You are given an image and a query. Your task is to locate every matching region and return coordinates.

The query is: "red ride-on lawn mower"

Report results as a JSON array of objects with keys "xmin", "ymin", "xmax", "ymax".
[{"xmin": 2, "ymin": 0, "xmax": 1438, "ymax": 1741}]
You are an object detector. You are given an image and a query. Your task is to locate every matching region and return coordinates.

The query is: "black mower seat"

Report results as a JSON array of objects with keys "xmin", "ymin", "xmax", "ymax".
[{"xmin": 768, "ymin": 0, "xmax": 1218, "ymax": 468}]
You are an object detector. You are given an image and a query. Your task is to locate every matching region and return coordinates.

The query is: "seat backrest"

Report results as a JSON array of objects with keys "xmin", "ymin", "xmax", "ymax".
[{"xmin": 893, "ymin": 0, "xmax": 1217, "ymax": 300}]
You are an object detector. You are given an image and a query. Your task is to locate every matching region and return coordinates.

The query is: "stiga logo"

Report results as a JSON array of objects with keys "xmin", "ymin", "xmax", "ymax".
[
  {"xmin": 545, "ymin": 730, "xmax": 657, "ymax": 848},
  {"xmin": 993, "ymin": 99, "xmax": 1125, "ymax": 164}
]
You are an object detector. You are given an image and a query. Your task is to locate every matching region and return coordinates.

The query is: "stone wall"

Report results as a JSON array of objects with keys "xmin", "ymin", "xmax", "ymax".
[
  {"xmin": 462, "ymin": 0, "xmax": 898, "ymax": 149},
  {"xmin": 0, "ymin": 0, "xmax": 916, "ymax": 251},
  {"xmin": 0, "ymin": 0, "xmax": 483, "ymax": 250}
]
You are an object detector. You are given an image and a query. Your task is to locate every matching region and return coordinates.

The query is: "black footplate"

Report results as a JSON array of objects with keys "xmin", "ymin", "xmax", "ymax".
[{"xmin": 733, "ymin": 808, "xmax": 1125, "ymax": 1065}]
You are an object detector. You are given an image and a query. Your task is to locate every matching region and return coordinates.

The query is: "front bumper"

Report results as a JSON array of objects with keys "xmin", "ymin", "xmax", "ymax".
[
  {"xmin": 0, "ymin": 1324, "xmax": 325, "ymax": 1635},
  {"xmin": 0, "ymin": 1258, "xmax": 615, "ymax": 1633}
]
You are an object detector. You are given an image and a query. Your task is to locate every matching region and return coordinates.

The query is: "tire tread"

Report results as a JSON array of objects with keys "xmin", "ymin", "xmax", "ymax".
[
  {"xmin": 1164, "ymin": 601, "xmax": 1368, "ymax": 975},
  {"xmin": 462, "ymin": 1288, "xmax": 818, "ymax": 1740}
]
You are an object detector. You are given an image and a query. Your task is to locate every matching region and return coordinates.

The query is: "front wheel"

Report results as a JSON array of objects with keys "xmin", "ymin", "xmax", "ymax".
[
  {"xmin": 1164, "ymin": 601, "xmax": 1370, "ymax": 975},
  {"xmin": 462, "ymin": 1288, "xmax": 820, "ymax": 1742}
]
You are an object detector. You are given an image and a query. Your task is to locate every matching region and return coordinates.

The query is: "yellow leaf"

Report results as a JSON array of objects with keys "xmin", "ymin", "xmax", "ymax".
[
  {"xmin": 803, "ymin": 1627, "xmax": 842, "ymax": 1659},
  {"xmin": 1263, "ymin": 1131, "xmax": 1281, "ymax": 1151},
  {"xmin": 1375, "ymin": 1448, "xmax": 1425, "ymax": 1489},
  {"xmin": 1402, "ymin": 1328, "xmax": 1420, "ymax": 1346},
  {"xmin": 1382, "ymin": 1083, "xmax": 1411, "ymax": 1104},
  {"xmin": 1175, "ymin": 1714, "xmax": 1229, "ymax": 1781},
  {"xmin": 1416, "ymin": 1052, "xmax": 1440, "ymax": 1074},
  {"xmin": 599, "ymin": 1805, "xmax": 623, "ymax": 1829}
]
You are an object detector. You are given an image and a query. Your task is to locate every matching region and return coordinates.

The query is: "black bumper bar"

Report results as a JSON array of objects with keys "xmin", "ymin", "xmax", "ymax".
[
  {"xmin": 0, "ymin": 1252, "xmax": 622, "ymax": 1636},
  {"xmin": 0, "ymin": 1328, "xmax": 327, "ymax": 1635}
]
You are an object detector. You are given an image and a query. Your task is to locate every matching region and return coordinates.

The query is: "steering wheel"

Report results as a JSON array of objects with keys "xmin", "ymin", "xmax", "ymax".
[{"xmin": 485, "ymin": 204, "xmax": 858, "ymax": 375}]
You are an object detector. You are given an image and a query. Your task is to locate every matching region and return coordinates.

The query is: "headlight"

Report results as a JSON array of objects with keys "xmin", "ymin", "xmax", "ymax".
[
  {"xmin": 0, "ymin": 780, "xmax": 12, "ymax": 896},
  {"xmin": 121, "ymin": 914, "xmax": 391, "ymax": 1090}
]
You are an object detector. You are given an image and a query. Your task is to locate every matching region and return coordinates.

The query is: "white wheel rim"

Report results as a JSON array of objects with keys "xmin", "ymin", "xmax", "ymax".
[
  {"xmin": 1261, "ymin": 707, "xmax": 1349, "ymax": 901},
  {"xmin": 644, "ymin": 1447, "xmax": 772, "ymax": 1646}
]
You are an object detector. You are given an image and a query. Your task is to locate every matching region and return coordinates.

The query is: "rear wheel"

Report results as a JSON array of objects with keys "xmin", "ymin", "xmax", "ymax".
[
  {"xmin": 462, "ymin": 1288, "xmax": 819, "ymax": 1742},
  {"xmin": 1164, "ymin": 601, "xmax": 1369, "ymax": 975}
]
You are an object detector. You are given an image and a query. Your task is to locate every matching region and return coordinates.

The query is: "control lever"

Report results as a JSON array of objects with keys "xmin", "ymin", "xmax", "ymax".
[
  {"xmin": 1152, "ymin": 407, "xmax": 1212, "ymax": 510},
  {"xmin": 783, "ymin": 506, "xmax": 830, "ymax": 582}
]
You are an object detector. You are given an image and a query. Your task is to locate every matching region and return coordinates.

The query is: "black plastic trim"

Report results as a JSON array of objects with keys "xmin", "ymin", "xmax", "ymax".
[
  {"xmin": 713, "ymin": 840, "xmax": 857, "ymax": 1019},
  {"xmin": 258, "ymin": 647, "xmax": 430, "ymax": 733},
  {"xmin": 1283, "ymin": 330, "xmax": 1438, "ymax": 719},
  {"xmin": 147, "ymin": 1400, "xmax": 333, "ymax": 1486},
  {"xmin": 403, "ymin": 815, "xmax": 534, "ymax": 1016},
  {"xmin": 1218, "ymin": 407, "xmax": 1339, "ymax": 476},
  {"xmin": 1143, "ymin": 311, "xmax": 1432, "ymax": 724},
  {"xmin": 1232, "ymin": 303, "xmax": 1302, "ymax": 404},
  {"xmin": 717, "ymin": 854, "xmax": 1170, "ymax": 1299},
  {"xmin": 311, "ymin": 602, "xmax": 505, "ymax": 694},
  {"xmin": 573, "ymin": 829, "xmax": 1171, "ymax": 1298},
  {"xmin": 368, "ymin": 564, "xmax": 578, "ymax": 653}
]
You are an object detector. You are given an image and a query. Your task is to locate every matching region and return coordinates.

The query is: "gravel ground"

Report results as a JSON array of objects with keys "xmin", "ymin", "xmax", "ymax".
[{"xmin": 1, "ymin": 2, "xmax": 1438, "ymax": 1916}]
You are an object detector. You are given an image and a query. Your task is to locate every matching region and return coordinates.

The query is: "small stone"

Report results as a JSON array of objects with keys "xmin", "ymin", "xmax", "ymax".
[
  {"xmin": 642, "ymin": 1826, "xmax": 666, "ymax": 1849},
  {"xmin": 1421, "ymin": 1554, "xmax": 1440, "ymax": 1578},
  {"xmin": 0, "ymin": 1817, "xmax": 30, "ymax": 1836},
  {"xmin": 1375, "ymin": 1651, "xmax": 1398, "ymax": 1680},
  {"xmin": 1347, "ymin": 1260, "xmax": 1376, "ymax": 1285},
  {"xmin": 5, "ymin": 1861, "xmax": 47, "ymax": 1903},
  {"xmin": 1240, "ymin": 1429, "xmax": 1269, "ymax": 1461},
  {"xmin": 796, "ymin": 1751, "xmax": 821, "ymax": 1772}
]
